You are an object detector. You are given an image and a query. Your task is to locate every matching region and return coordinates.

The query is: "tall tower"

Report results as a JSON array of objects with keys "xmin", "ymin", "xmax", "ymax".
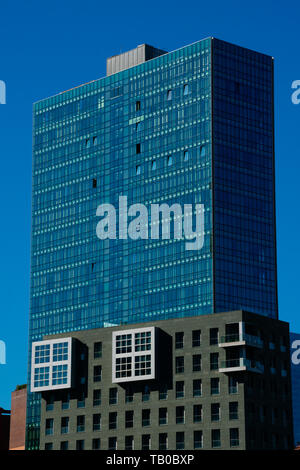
[{"xmin": 27, "ymin": 38, "xmax": 279, "ymax": 448}]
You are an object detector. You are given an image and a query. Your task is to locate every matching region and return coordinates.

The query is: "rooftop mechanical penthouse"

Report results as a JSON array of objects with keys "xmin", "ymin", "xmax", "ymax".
[{"xmin": 28, "ymin": 38, "xmax": 279, "ymax": 448}]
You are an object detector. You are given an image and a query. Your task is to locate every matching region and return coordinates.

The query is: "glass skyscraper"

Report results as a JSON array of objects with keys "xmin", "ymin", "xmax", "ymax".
[{"xmin": 27, "ymin": 38, "xmax": 278, "ymax": 448}]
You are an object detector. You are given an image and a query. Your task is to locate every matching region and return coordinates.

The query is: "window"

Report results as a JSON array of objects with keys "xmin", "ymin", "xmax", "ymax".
[
  {"xmin": 135, "ymin": 331, "xmax": 152, "ymax": 351},
  {"xmin": 109, "ymin": 412, "xmax": 117, "ymax": 430},
  {"xmin": 109, "ymin": 387, "xmax": 118, "ymax": 405},
  {"xmin": 210, "ymin": 328, "xmax": 219, "ymax": 345},
  {"xmin": 136, "ymin": 101, "xmax": 141, "ymax": 111},
  {"xmin": 45, "ymin": 443, "xmax": 53, "ymax": 450},
  {"xmin": 142, "ymin": 434, "xmax": 151, "ymax": 450},
  {"xmin": 200, "ymin": 144, "xmax": 206, "ymax": 157},
  {"xmin": 125, "ymin": 410, "xmax": 134, "ymax": 428},
  {"xmin": 193, "ymin": 405, "xmax": 202, "ymax": 423},
  {"xmin": 61, "ymin": 417, "xmax": 69, "ymax": 434},
  {"xmin": 212, "ymin": 429, "xmax": 221, "ymax": 448},
  {"xmin": 211, "ymin": 377, "xmax": 220, "ymax": 395},
  {"xmin": 193, "ymin": 379, "xmax": 202, "ymax": 397},
  {"xmin": 229, "ymin": 402, "xmax": 238, "ymax": 420},
  {"xmin": 93, "ymin": 365, "xmax": 102, "ymax": 382},
  {"xmin": 77, "ymin": 392, "xmax": 85, "ymax": 408},
  {"xmin": 142, "ymin": 409, "xmax": 150, "ymax": 427},
  {"xmin": 52, "ymin": 364, "xmax": 68, "ymax": 386},
  {"xmin": 116, "ymin": 357, "xmax": 132, "ymax": 379},
  {"xmin": 183, "ymin": 84, "xmax": 189, "ymax": 96},
  {"xmin": 192, "ymin": 330, "xmax": 201, "ymax": 347},
  {"xmin": 94, "ymin": 342, "xmax": 102, "ymax": 359},
  {"xmin": 210, "ymin": 352, "xmax": 219, "ymax": 370},
  {"xmin": 176, "ymin": 381, "xmax": 184, "ymax": 399},
  {"xmin": 184, "ymin": 150, "xmax": 189, "ymax": 162},
  {"xmin": 176, "ymin": 432, "xmax": 184, "ymax": 450},
  {"xmin": 46, "ymin": 394, "xmax": 54, "ymax": 411},
  {"xmin": 136, "ymin": 165, "xmax": 141, "ymax": 176},
  {"xmin": 136, "ymin": 143, "xmax": 141, "ymax": 154},
  {"xmin": 167, "ymin": 89, "xmax": 172, "ymax": 101},
  {"xmin": 159, "ymin": 408, "xmax": 167, "ymax": 425},
  {"xmin": 142, "ymin": 385, "xmax": 150, "ymax": 401},
  {"xmin": 229, "ymin": 376, "xmax": 238, "ymax": 394},
  {"xmin": 167, "ymin": 155, "xmax": 173, "ymax": 166},
  {"xmin": 159, "ymin": 433, "xmax": 168, "ymax": 450},
  {"xmin": 193, "ymin": 354, "xmax": 201, "ymax": 372},
  {"xmin": 125, "ymin": 436, "xmax": 134, "ymax": 450},
  {"xmin": 92, "ymin": 438, "xmax": 100, "ymax": 450},
  {"xmin": 125, "ymin": 386, "xmax": 133, "ymax": 403},
  {"xmin": 108, "ymin": 437, "xmax": 117, "ymax": 450},
  {"xmin": 60, "ymin": 441, "xmax": 68, "ymax": 450},
  {"xmin": 175, "ymin": 356, "xmax": 184, "ymax": 374},
  {"xmin": 93, "ymin": 136, "xmax": 98, "ymax": 146},
  {"xmin": 92, "ymin": 178, "xmax": 97, "ymax": 189},
  {"xmin": 93, "ymin": 389, "xmax": 101, "ymax": 407},
  {"xmin": 45, "ymin": 418, "xmax": 53, "ymax": 436},
  {"xmin": 62, "ymin": 392, "xmax": 70, "ymax": 410},
  {"xmin": 136, "ymin": 121, "xmax": 141, "ymax": 132},
  {"xmin": 175, "ymin": 332, "xmax": 184, "ymax": 349},
  {"xmin": 176, "ymin": 406, "xmax": 185, "ymax": 424},
  {"xmin": 85, "ymin": 138, "xmax": 90, "ymax": 148},
  {"xmin": 151, "ymin": 160, "xmax": 157, "ymax": 170},
  {"xmin": 211, "ymin": 403, "xmax": 220, "ymax": 422},
  {"xmin": 77, "ymin": 415, "xmax": 85, "ymax": 433},
  {"xmin": 194, "ymin": 431, "xmax": 203, "ymax": 449},
  {"xmin": 93, "ymin": 414, "xmax": 101, "ymax": 431},
  {"xmin": 34, "ymin": 366, "xmax": 50, "ymax": 388},
  {"xmin": 135, "ymin": 355, "xmax": 151, "ymax": 376},
  {"xmin": 159, "ymin": 384, "xmax": 168, "ymax": 400},
  {"xmin": 76, "ymin": 440, "xmax": 85, "ymax": 450},
  {"xmin": 230, "ymin": 428, "xmax": 239, "ymax": 447}
]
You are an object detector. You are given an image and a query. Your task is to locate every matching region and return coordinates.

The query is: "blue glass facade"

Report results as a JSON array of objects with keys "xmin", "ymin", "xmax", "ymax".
[
  {"xmin": 290, "ymin": 333, "xmax": 300, "ymax": 446},
  {"xmin": 27, "ymin": 38, "xmax": 278, "ymax": 448},
  {"xmin": 212, "ymin": 39, "xmax": 278, "ymax": 318}
]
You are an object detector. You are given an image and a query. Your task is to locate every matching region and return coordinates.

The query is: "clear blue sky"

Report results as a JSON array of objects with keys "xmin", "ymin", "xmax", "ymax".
[{"xmin": 0, "ymin": 0, "xmax": 299, "ymax": 409}]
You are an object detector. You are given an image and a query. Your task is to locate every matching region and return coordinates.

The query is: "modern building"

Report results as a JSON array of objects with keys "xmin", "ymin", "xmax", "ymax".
[
  {"xmin": 33, "ymin": 311, "xmax": 293, "ymax": 450},
  {"xmin": 27, "ymin": 38, "xmax": 283, "ymax": 449},
  {"xmin": 0, "ymin": 407, "xmax": 10, "ymax": 450},
  {"xmin": 9, "ymin": 385, "xmax": 27, "ymax": 450},
  {"xmin": 290, "ymin": 333, "xmax": 300, "ymax": 446}
]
